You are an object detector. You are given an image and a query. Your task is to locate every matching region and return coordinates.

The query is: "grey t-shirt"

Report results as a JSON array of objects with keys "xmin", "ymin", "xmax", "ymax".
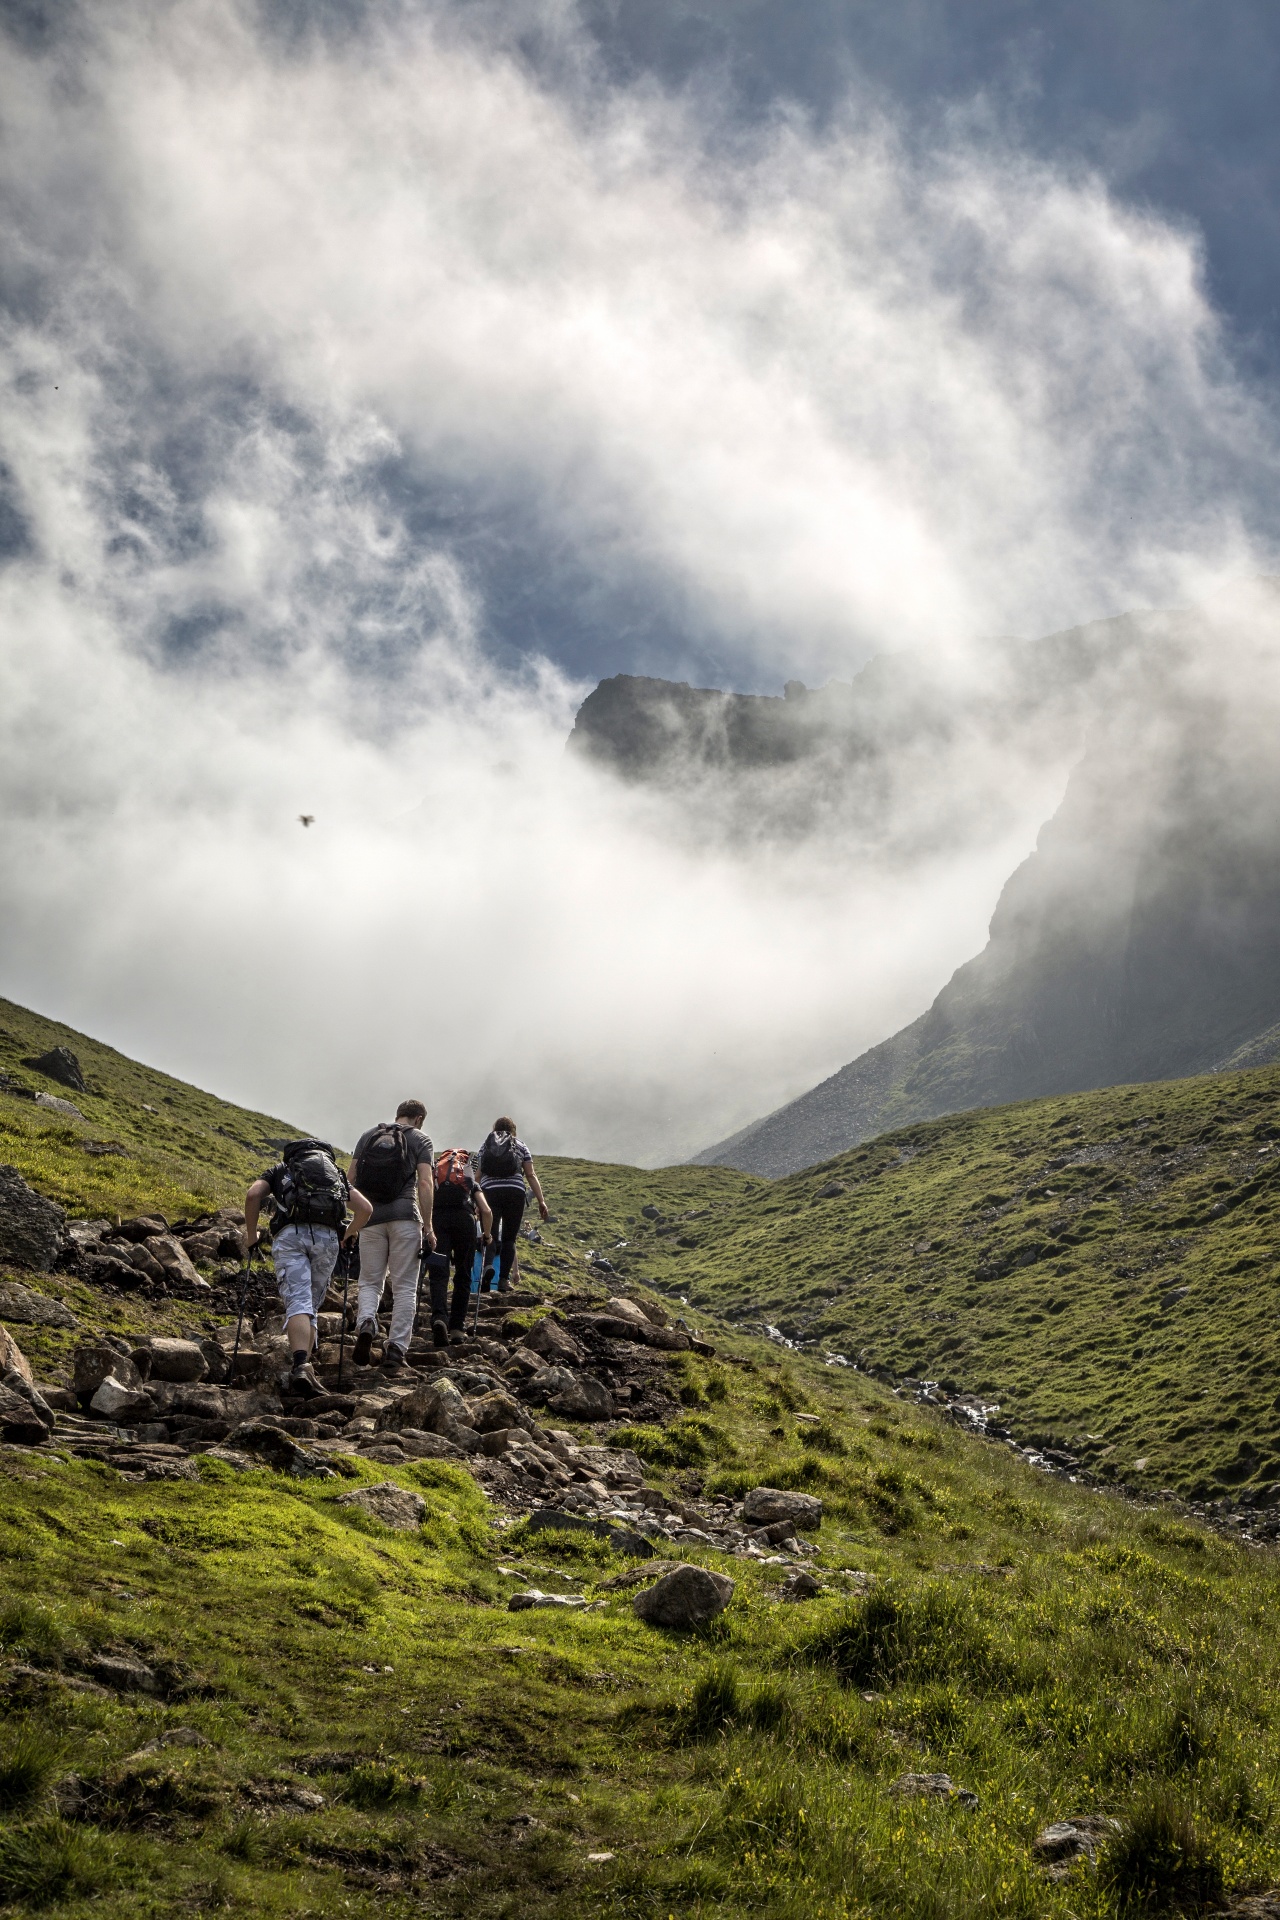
[{"xmin": 350, "ymin": 1124, "xmax": 434, "ymax": 1226}]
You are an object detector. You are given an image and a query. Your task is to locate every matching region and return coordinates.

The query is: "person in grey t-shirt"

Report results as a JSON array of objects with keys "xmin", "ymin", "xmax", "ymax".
[{"xmin": 349, "ymin": 1099, "xmax": 436, "ymax": 1373}]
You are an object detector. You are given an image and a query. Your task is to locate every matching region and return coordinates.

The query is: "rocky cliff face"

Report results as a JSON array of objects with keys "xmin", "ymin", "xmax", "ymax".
[
  {"xmin": 566, "ymin": 615, "xmax": 1149, "ymax": 856},
  {"xmin": 693, "ymin": 600, "xmax": 1280, "ymax": 1175}
]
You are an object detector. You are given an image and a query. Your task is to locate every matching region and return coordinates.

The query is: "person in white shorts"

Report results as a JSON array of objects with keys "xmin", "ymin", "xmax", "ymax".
[
  {"xmin": 244, "ymin": 1140, "xmax": 372, "ymax": 1397},
  {"xmin": 348, "ymin": 1099, "xmax": 436, "ymax": 1375}
]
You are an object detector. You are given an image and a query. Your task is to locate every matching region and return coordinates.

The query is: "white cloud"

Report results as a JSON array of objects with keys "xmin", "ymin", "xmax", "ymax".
[{"xmin": 0, "ymin": 0, "xmax": 1275, "ymax": 1165}]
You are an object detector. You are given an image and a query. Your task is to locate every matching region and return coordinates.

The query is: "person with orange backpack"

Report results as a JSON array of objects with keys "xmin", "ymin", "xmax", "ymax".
[{"xmin": 424, "ymin": 1148, "xmax": 493, "ymax": 1346}]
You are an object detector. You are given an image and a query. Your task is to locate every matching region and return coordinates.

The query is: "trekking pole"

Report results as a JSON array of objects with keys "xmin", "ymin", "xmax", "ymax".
[
  {"xmin": 230, "ymin": 1247, "xmax": 256, "ymax": 1387},
  {"xmin": 337, "ymin": 1241, "xmax": 351, "ymax": 1384},
  {"xmin": 471, "ymin": 1240, "xmax": 484, "ymax": 1336}
]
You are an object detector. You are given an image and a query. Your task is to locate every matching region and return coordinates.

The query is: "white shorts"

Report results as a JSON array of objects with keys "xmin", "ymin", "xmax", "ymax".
[{"xmin": 272, "ymin": 1225, "xmax": 340, "ymax": 1326}]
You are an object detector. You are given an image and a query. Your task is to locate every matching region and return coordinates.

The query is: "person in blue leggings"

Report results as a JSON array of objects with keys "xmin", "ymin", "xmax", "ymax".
[{"xmin": 476, "ymin": 1116, "xmax": 549, "ymax": 1293}]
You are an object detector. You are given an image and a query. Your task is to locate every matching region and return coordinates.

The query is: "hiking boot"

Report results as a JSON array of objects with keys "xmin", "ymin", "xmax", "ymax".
[
  {"xmin": 352, "ymin": 1320, "xmax": 376, "ymax": 1367},
  {"xmin": 448, "ymin": 1328, "xmax": 466, "ymax": 1345},
  {"xmin": 382, "ymin": 1343, "xmax": 410, "ymax": 1378},
  {"xmin": 288, "ymin": 1361, "xmax": 323, "ymax": 1398},
  {"xmin": 431, "ymin": 1318, "xmax": 449, "ymax": 1349}
]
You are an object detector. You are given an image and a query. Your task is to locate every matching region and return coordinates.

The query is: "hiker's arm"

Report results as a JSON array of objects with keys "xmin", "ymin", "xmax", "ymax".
[
  {"xmin": 417, "ymin": 1161, "xmax": 436, "ymax": 1250},
  {"xmin": 476, "ymin": 1189, "xmax": 493, "ymax": 1242},
  {"xmin": 525, "ymin": 1159, "xmax": 550, "ymax": 1221},
  {"xmin": 345, "ymin": 1185, "xmax": 373, "ymax": 1240},
  {"xmin": 244, "ymin": 1178, "xmax": 271, "ymax": 1250}
]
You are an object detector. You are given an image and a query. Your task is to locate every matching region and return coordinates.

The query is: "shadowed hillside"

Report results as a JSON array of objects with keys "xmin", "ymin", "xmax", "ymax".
[{"xmin": 694, "ymin": 591, "xmax": 1280, "ymax": 1174}]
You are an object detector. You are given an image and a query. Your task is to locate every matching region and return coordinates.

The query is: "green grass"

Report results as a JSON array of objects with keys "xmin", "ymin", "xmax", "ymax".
[
  {"xmin": 2, "ymin": 1356, "xmax": 1280, "ymax": 1917},
  {"xmin": 0, "ymin": 996, "xmax": 299, "ymax": 1222},
  {"xmin": 536, "ymin": 1065, "xmax": 1280, "ymax": 1500},
  {"xmin": 5, "ymin": 994, "xmax": 1280, "ymax": 1911}
]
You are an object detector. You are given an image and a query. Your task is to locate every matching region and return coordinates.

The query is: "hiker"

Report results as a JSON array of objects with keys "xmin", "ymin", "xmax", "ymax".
[
  {"xmin": 426, "ymin": 1148, "xmax": 494, "ymax": 1346},
  {"xmin": 244, "ymin": 1141, "xmax": 372, "ymax": 1397},
  {"xmin": 348, "ymin": 1099, "xmax": 436, "ymax": 1375},
  {"xmin": 477, "ymin": 1116, "xmax": 549, "ymax": 1294}
]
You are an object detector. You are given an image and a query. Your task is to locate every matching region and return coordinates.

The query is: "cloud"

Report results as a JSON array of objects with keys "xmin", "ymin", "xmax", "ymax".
[{"xmin": 0, "ymin": 0, "xmax": 1276, "ymax": 1165}]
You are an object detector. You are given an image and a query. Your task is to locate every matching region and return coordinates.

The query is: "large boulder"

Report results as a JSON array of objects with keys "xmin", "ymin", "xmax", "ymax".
[
  {"xmin": 551, "ymin": 1374, "xmax": 615, "ymax": 1421},
  {"xmin": 741, "ymin": 1487, "xmax": 823, "ymax": 1530},
  {"xmin": 90, "ymin": 1376, "xmax": 155, "ymax": 1421},
  {"xmin": 467, "ymin": 1388, "xmax": 530, "ymax": 1434},
  {"xmin": 0, "ymin": 1281, "xmax": 77, "ymax": 1329},
  {"xmin": 165, "ymin": 1384, "xmax": 230, "ymax": 1421},
  {"xmin": 377, "ymin": 1378, "xmax": 471, "ymax": 1434},
  {"xmin": 142, "ymin": 1236, "xmax": 207, "ymax": 1288},
  {"xmin": 522, "ymin": 1316, "xmax": 584, "ymax": 1365},
  {"xmin": 108, "ymin": 1216, "xmax": 168, "ymax": 1243},
  {"xmin": 0, "ymin": 1167, "xmax": 67, "ymax": 1272},
  {"xmin": 20, "ymin": 1047, "xmax": 86, "ymax": 1092},
  {"xmin": 73, "ymin": 1340, "xmax": 143, "ymax": 1402},
  {"xmin": 334, "ymin": 1483, "xmax": 426, "ymax": 1530},
  {"xmin": 0, "ymin": 1327, "xmax": 33, "ymax": 1387},
  {"xmin": 142, "ymin": 1338, "xmax": 208, "ymax": 1384},
  {"xmin": 632, "ymin": 1566, "xmax": 734, "ymax": 1629},
  {"xmin": 0, "ymin": 1375, "xmax": 54, "ymax": 1443}
]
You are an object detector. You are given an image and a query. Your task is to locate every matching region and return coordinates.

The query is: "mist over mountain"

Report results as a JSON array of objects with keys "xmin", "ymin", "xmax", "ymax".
[{"xmin": 571, "ymin": 587, "xmax": 1280, "ymax": 1177}]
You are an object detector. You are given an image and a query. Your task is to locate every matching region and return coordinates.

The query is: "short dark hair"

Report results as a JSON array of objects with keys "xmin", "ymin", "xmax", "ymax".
[
  {"xmin": 396, "ymin": 1099, "xmax": 427, "ymax": 1123},
  {"xmin": 494, "ymin": 1115, "xmax": 517, "ymax": 1135}
]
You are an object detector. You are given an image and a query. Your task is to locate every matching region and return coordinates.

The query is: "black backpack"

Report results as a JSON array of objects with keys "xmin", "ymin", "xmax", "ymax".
[
  {"xmin": 272, "ymin": 1140, "xmax": 348, "ymax": 1231},
  {"xmin": 355, "ymin": 1123, "xmax": 416, "ymax": 1204},
  {"xmin": 479, "ymin": 1130, "xmax": 521, "ymax": 1180}
]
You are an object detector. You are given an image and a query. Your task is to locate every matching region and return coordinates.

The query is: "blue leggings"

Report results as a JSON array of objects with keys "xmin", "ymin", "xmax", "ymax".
[{"xmin": 484, "ymin": 1187, "xmax": 526, "ymax": 1290}]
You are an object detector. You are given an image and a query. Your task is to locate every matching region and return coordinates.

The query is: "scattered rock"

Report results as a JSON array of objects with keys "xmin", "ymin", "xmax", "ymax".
[
  {"xmin": 334, "ymin": 1482, "xmax": 426, "ymax": 1530},
  {"xmin": 232, "ymin": 1422, "xmax": 334, "ymax": 1477},
  {"xmin": 891, "ymin": 1773, "xmax": 978, "ymax": 1810},
  {"xmin": 508, "ymin": 1590, "xmax": 593, "ymax": 1611},
  {"xmin": 0, "ymin": 1327, "xmax": 34, "ymax": 1387},
  {"xmin": 632, "ymin": 1565, "xmax": 734, "ymax": 1629},
  {"xmin": 0, "ymin": 1282, "xmax": 77, "ymax": 1329},
  {"xmin": 0, "ymin": 1378, "xmax": 53, "ymax": 1443},
  {"xmin": 90, "ymin": 1376, "xmax": 155, "ymax": 1421},
  {"xmin": 142, "ymin": 1338, "xmax": 209, "ymax": 1383},
  {"xmin": 108, "ymin": 1215, "xmax": 168, "ymax": 1243},
  {"xmin": 142, "ymin": 1235, "xmax": 208, "ymax": 1288},
  {"xmin": 395, "ymin": 1429, "xmax": 465, "ymax": 1460},
  {"xmin": 741, "ymin": 1487, "xmax": 823, "ymax": 1530},
  {"xmin": 89, "ymin": 1654, "xmax": 158, "ymax": 1693},
  {"xmin": 74, "ymin": 1340, "xmax": 142, "ymax": 1401},
  {"xmin": 1217, "ymin": 1894, "xmax": 1280, "ymax": 1920},
  {"xmin": 21, "ymin": 1046, "xmax": 86, "ymax": 1091},
  {"xmin": 35, "ymin": 1093, "xmax": 83, "ymax": 1119},
  {"xmin": 467, "ymin": 1389, "xmax": 529, "ymax": 1433},
  {"xmin": 1033, "ymin": 1815, "xmax": 1121, "ymax": 1872},
  {"xmin": 779, "ymin": 1570, "xmax": 823, "ymax": 1600},
  {"xmin": 816, "ymin": 1181, "xmax": 847, "ymax": 1199},
  {"xmin": 0, "ymin": 1166, "xmax": 68, "ymax": 1272},
  {"xmin": 522, "ymin": 1316, "xmax": 585, "ymax": 1365},
  {"xmin": 379, "ymin": 1378, "xmax": 471, "ymax": 1434},
  {"xmin": 288, "ymin": 1786, "xmax": 325, "ymax": 1809}
]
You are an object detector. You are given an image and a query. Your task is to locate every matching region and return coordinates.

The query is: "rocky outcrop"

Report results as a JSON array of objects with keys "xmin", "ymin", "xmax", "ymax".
[
  {"xmin": 0, "ymin": 1167, "xmax": 67, "ymax": 1271},
  {"xmin": 21, "ymin": 1046, "xmax": 86, "ymax": 1092},
  {"xmin": 632, "ymin": 1565, "xmax": 734, "ymax": 1628}
]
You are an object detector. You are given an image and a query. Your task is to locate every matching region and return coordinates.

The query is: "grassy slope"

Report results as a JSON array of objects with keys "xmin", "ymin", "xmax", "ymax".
[
  {"xmin": 598, "ymin": 1066, "xmax": 1280, "ymax": 1502},
  {"xmin": 4, "ymin": 1349, "xmax": 1280, "ymax": 1919},
  {"xmin": 4, "ymin": 1000, "xmax": 1280, "ymax": 1914},
  {"xmin": 0, "ymin": 998, "xmax": 299, "ymax": 1222}
]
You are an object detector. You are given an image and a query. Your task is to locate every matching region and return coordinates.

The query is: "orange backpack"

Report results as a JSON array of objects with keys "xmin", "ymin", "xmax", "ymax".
[{"xmin": 435, "ymin": 1148, "xmax": 472, "ymax": 1194}]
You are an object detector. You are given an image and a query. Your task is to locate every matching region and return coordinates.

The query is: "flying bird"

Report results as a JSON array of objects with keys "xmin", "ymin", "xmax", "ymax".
[{"xmin": 298, "ymin": 814, "xmax": 315, "ymax": 828}]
